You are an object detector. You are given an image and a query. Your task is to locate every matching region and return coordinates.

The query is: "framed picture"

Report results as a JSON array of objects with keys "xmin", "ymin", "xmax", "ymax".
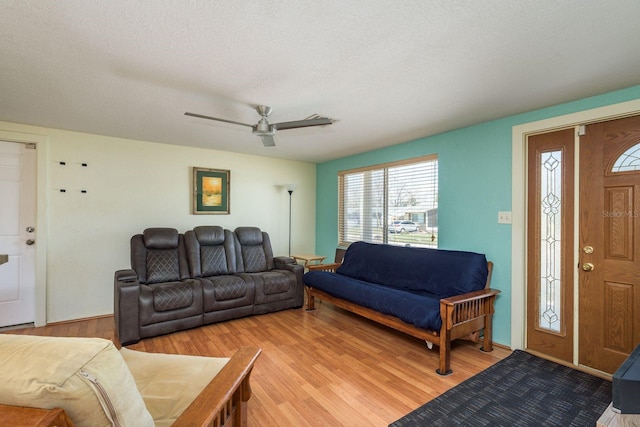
[{"xmin": 192, "ymin": 167, "xmax": 230, "ymax": 214}]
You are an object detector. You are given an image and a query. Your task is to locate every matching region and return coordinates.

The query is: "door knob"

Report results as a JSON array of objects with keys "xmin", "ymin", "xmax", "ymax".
[
  {"xmin": 582, "ymin": 262, "xmax": 594, "ymax": 271},
  {"xmin": 26, "ymin": 239, "xmax": 35, "ymax": 246}
]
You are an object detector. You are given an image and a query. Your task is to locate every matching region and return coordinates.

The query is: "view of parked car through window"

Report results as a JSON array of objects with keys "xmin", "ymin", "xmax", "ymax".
[
  {"xmin": 338, "ymin": 155, "xmax": 438, "ymax": 248},
  {"xmin": 387, "ymin": 220, "xmax": 419, "ymax": 233}
]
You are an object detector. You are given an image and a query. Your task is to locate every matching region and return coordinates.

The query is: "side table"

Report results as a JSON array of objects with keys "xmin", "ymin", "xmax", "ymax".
[{"xmin": 291, "ymin": 254, "xmax": 326, "ymax": 269}]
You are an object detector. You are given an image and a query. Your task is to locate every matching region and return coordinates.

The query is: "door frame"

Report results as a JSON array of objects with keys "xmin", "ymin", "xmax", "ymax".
[
  {"xmin": 0, "ymin": 129, "xmax": 49, "ymax": 327},
  {"xmin": 512, "ymin": 99, "xmax": 640, "ymax": 363}
]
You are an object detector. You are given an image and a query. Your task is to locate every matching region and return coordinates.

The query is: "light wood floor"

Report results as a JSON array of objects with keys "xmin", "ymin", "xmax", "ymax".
[{"xmin": 5, "ymin": 302, "xmax": 511, "ymax": 426}]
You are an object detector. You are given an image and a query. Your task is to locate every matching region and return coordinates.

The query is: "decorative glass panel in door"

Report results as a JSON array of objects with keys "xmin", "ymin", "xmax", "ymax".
[{"xmin": 526, "ymin": 128, "xmax": 575, "ymax": 362}]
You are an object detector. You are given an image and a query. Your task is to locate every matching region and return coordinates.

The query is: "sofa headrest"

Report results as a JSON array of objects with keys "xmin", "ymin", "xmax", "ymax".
[
  {"xmin": 193, "ymin": 226, "xmax": 225, "ymax": 245},
  {"xmin": 235, "ymin": 227, "xmax": 263, "ymax": 245},
  {"xmin": 143, "ymin": 228, "xmax": 179, "ymax": 249}
]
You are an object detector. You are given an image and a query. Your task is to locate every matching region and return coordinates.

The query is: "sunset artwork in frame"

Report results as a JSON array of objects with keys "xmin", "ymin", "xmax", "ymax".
[{"xmin": 192, "ymin": 167, "xmax": 230, "ymax": 214}]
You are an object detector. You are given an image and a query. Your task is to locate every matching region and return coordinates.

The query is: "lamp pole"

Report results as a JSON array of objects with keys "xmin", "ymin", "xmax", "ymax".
[{"xmin": 288, "ymin": 188, "xmax": 293, "ymax": 256}]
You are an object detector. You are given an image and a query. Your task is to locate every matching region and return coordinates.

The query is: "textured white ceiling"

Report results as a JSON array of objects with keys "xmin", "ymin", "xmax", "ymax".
[{"xmin": 1, "ymin": 1, "xmax": 640, "ymax": 163}]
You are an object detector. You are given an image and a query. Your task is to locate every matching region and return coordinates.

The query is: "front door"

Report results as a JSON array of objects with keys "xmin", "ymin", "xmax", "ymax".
[
  {"xmin": 579, "ymin": 115, "xmax": 640, "ymax": 374},
  {"xmin": 0, "ymin": 141, "xmax": 37, "ymax": 327}
]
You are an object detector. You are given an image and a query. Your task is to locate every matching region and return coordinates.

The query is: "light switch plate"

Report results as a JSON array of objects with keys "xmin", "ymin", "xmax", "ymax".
[{"xmin": 498, "ymin": 211, "xmax": 512, "ymax": 224}]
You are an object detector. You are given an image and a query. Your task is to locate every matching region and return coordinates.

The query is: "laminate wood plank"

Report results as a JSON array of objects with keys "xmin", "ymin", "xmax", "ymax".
[
  {"xmin": 288, "ymin": 396, "xmax": 340, "ymax": 427},
  {"xmin": 3, "ymin": 305, "xmax": 510, "ymax": 426}
]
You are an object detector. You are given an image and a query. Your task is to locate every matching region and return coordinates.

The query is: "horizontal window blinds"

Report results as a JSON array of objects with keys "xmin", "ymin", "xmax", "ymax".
[{"xmin": 338, "ymin": 155, "xmax": 438, "ymax": 248}]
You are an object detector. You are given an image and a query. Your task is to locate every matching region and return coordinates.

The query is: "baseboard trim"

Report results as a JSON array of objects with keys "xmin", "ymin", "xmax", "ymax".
[
  {"xmin": 0, "ymin": 322, "xmax": 35, "ymax": 332},
  {"xmin": 525, "ymin": 348, "xmax": 612, "ymax": 381},
  {"xmin": 492, "ymin": 342, "xmax": 512, "ymax": 352},
  {"xmin": 46, "ymin": 314, "xmax": 113, "ymax": 327}
]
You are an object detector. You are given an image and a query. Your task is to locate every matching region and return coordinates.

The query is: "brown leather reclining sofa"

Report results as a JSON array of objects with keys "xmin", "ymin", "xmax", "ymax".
[{"xmin": 114, "ymin": 226, "xmax": 303, "ymax": 345}]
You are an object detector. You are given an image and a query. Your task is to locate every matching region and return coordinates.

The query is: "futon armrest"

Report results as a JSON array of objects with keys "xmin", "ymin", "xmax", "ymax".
[
  {"xmin": 172, "ymin": 347, "xmax": 262, "ymax": 427},
  {"xmin": 440, "ymin": 288, "xmax": 501, "ymax": 307},
  {"xmin": 307, "ymin": 262, "xmax": 342, "ymax": 273},
  {"xmin": 439, "ymin": 288, "xmax": 501, "ymax": 334}
]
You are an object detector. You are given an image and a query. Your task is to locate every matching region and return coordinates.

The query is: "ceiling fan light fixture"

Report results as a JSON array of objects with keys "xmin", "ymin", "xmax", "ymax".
[{"xmin": 252, "ymin": 122, "xmax": 276, "ymax": 136}]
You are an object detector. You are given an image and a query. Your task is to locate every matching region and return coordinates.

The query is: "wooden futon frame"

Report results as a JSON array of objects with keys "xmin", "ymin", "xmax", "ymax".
[{"xmin": 305, "ymin": 262, "xmax": 500, "ymax": 375}]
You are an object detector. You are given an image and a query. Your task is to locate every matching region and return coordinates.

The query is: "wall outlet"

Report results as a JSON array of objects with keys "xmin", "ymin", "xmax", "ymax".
[{"xmin": 498, "ymin": 211, "xmax": 512, "ymax": 224}]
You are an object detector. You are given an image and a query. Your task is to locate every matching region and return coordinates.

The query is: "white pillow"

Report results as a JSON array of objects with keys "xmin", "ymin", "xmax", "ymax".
[{"xmin": 0, "ymin": 334, "xmax": 153, "ymax": 427}]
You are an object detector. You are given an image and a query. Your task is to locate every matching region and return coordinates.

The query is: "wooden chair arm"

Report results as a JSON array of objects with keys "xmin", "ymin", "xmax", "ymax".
[
  {"xmin": 172, "ymin": 346, "xmax": 261, "ymax": 427},
  {"xmin": 0, "ymin": 405, "xmax": 74, "ymax": 427},
  {"xmin": 308, "ymin": 262, "xmax": 342, "ymax": 272}
]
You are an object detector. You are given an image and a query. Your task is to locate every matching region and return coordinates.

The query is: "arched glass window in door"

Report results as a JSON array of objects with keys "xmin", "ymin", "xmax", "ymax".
[{"xmin": 612, "ymin": 142, "xmax": 640, "ymax": 172}]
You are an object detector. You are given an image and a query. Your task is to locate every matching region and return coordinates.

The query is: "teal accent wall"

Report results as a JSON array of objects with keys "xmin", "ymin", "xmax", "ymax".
[{"xmin": 315, "ymin": 84, "xmax": 640, "ymax": 347}]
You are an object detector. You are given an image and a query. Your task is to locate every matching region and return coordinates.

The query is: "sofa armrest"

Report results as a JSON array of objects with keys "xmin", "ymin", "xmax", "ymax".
[
  {"xmin": 274, "ymin": 256, "xmax": 295, "ymax": 265},
  {"xmin": 114, "ymin": 269, "xmax": 141, "ymax": 346},
  {"xmin": 273, "ymin": 257, "xmax": 304, "ymax": 307},
  {"xmin": 274, "ymin": 256, "xmax": 301, "ymax": 271},
  {"xmin": 308, "ymin": 262, "xmax": 342, "ymax": 273},
  {"xmin": 273, "ymin": 257, "xmax": 304, "ymax": 275},
  {"xmin": 115, "ymin": 269, "xmax": 138, "ymax": 284},
  {"xmin": 172, "ymin": 347, "xmax": 262, "ymax": 427}
]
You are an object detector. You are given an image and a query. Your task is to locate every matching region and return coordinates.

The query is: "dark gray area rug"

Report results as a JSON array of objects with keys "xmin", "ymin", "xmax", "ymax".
[{"xmin": 390, "ymin": 350, "xmax": 612, "ymax": 427}]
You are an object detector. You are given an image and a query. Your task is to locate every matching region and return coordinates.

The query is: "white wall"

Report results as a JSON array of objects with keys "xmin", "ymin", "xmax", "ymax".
[{"xmin": 0, "ymin": 121, "xmax": 316, "ymax": 324}]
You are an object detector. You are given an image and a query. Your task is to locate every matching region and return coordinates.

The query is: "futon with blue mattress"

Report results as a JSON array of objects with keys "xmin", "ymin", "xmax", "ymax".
[{"xmin": 303, "ymin": 241, "xmax": 500, "ymax": 375}]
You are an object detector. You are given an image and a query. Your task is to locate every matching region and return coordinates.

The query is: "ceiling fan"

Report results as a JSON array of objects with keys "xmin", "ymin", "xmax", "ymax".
[{"xmin": 185, "ymin": 105, "xmax": 334, "ymax": 147}]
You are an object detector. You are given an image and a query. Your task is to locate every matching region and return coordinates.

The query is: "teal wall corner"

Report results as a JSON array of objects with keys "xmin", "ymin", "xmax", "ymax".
[{"xmin": 315, "ymin": 84, "xmax": 640, "ymax": 347}]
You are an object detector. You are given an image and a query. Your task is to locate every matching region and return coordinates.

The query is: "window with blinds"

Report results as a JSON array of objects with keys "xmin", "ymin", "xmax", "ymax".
[{"xmin": 338, "ymin": 155, "xmax": 438, "ymax": 248}]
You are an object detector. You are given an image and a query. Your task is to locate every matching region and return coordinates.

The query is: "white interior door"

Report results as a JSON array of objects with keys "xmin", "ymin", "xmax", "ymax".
[{"xmin": 0, "ymin": 141, "xmax": 36, "ymax": 327}]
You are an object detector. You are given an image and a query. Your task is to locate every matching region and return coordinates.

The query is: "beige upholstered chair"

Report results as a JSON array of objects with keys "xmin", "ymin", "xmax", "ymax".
[{"xmin": 0, "ymin": 334, "xmax": 260, "ymax": 427}]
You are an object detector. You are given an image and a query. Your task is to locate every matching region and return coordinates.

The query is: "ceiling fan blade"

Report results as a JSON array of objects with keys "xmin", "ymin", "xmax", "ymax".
[
  {"xmin": 184, "ymin": 112, "xmax": 253, "ymax": 128},
  {"xmin": 274, "ymin": 117, "xmax": 333, "ymax": 131},
  {"xmin": 259, "ymin": 135, "xmax": 276, "ymax": 147}
]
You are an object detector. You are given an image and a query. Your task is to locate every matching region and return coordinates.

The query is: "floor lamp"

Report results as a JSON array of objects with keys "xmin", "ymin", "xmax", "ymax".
[{"xmin": 287, "ymin": 184, "xmax": 296, "ymax": 256}]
